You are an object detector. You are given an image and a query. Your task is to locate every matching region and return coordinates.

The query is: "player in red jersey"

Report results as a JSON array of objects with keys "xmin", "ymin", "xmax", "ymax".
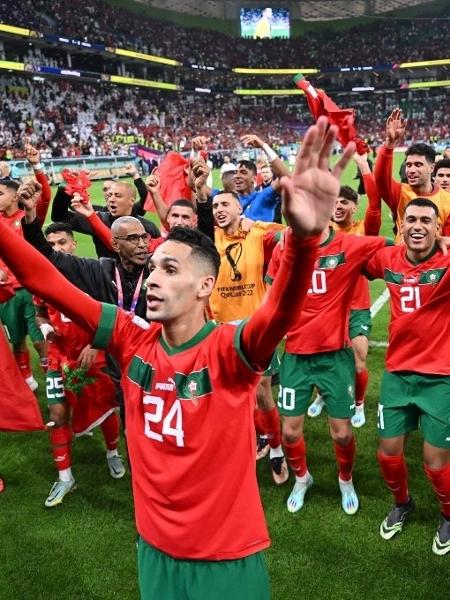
[
  {"xmin": 0, "ymin": 117, "xmax": 354, "ymax": 598},
  {"xmin": 362, "ymin": 198, "xmax": 450, "ymax": 555},
  {"xmin": 266, "ymin": 218, "xmax": 389, "ymax": 515},
  {"xmin": 0, "ymin": 155, "xmax": 51, "ymax": 390},
  {"xmin": 35, "ymin": 221, "xmax": 124, "ymax": 507},
  {"xmin": 308, "ymin": 152, "xmax": 382, "ymax": 428}
]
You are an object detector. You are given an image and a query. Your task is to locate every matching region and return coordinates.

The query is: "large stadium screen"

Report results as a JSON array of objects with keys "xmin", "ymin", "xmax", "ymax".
[{"xmin": 240, "ymin": 8, "xmax": 290, "ymax": 39}]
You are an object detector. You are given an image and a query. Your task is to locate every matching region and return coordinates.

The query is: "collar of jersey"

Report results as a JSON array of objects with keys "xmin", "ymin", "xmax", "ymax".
[
  {"xmin": 159, "ymin": 320, "xmax": 217, "ymax": 355},
  {"xmin": 406, "ymin": 243, "xmax": 438, "ymax": 265},
  {"xmin": 320, "ymin": 228, "xmax": 335, "ymax": 247}
]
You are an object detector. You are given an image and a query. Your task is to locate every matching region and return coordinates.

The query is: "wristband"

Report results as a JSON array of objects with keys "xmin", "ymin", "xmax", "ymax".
[
  {"xmin": 262, "ymin": 143, "xmax": 278, "ymax": 163},
  {"xmin": 39, "ymin": 323, "xmax": 54, "ymax": 339},
  {"xmin": 32, "ymin": 162, "xmax": 44, "ymax": 172}
]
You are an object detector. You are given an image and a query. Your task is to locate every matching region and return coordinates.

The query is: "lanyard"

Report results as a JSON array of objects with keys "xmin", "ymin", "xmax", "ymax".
[{"xmin": 115, "ymin": 266, "xmax": 144, "ymax": 314}]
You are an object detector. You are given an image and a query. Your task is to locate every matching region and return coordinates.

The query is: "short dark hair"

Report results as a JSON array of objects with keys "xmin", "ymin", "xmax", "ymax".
[
  {"xmin": 405, "ymin": 198, "xmax": 439, "ymax": 217},
  {"xmin": 44, "ymin": 222, "xmax": 74, "ymax": 238},
  {"xmin": 405, "ymin": 143, "xmax": 436, "ymax": 164},
  {"xmin": 166, "ymin": 226, "xmax": 220, "ymax": 278},
  {"xmin": 168, "ymin": 199, "xmax": 197, "ymax": 215},
  {"xmin": 434, "ymin": 158, "xmax": 450, "ymax": 175},
  {"xmin": 339, "ymin": 185, "xmax": 358, "ymax": 203},
  {"xmin": 237, "ymin": 160, "xmax": 257, "ymax": 175},
  {"xmin": 213, "ymin": 191, "xmax": 241, "ymax": 204},
  {"xmin": 0, "ymin": 179, "xmax": 19, "ymax": 192}
]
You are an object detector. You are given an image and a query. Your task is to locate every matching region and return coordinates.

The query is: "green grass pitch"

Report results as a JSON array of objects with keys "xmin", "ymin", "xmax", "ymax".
[{"xmin": 1, "ymin": 156, "xmax": 449, "ymax": 600}]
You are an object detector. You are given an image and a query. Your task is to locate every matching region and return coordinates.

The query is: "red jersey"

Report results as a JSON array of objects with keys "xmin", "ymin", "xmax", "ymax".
[
  {"xmin": 265, "ymin": 230, "xmax": 388, "ymax": 354},
  {"xmin": 365, "ymin": 245, "xmax": 450, "ymax": 374},
  {"xmin": 0, "ymin": 210, "xmax": 25, "ymax": 289},
  {"xmin": 92, "ymin": 305, "xmax": 269, "ymax": 560}
]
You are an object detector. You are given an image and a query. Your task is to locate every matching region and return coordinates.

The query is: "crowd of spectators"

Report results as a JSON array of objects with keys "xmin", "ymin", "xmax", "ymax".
[
  {"xmin": 0, "ymin": 0, "xmax": 448, "ymax": 69},
  {"xmin": 0, "ymin": 76, "xmax": 448, "ymax": 160}
]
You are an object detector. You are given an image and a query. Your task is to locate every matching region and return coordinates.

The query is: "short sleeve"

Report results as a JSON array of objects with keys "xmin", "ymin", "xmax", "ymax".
[{"xmin": 264, "ymin": 243, "xmax": 281, "ymax": 284}]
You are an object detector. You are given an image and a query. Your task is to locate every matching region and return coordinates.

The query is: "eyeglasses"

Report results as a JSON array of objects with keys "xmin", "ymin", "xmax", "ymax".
[
  {"xmin": 114, "ymin": 233, "xmax": 150, "ymax": 245},
  {"xmin": 225, "ymin": 242, "xmax": 242, "ymax": 281}
]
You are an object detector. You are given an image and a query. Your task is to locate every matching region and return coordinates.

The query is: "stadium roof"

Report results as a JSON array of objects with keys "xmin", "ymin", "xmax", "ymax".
[{"xmin": 137, "ymin": 0, "xmax": 437, "ymax": 21}]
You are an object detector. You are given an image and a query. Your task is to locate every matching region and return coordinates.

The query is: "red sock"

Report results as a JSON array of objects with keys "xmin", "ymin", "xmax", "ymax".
[
  {"xmin": 259, "ymin": 406, "xmax": 281, "ymax": 449},
  {"xmin": 14, "ymin": 349, "xmax": 32, "ymax": 379},
  {"xmin": 284, "ymin": 437, "xmax": 307, "ymax": 477},
  {"xmin": 100, "ymin": 412, "xmax": 120, "ymax": 451},
  {"xmin": 334, "ymin": 438, "xmax": 355, "ymax": 482},
  {"xmin": 254, "ymin": 408, "xmax": 265, "ymax": 436},
  {"xmin": 377, "ymin": 452, "xmax": 409, "ymax": 504},
  {"xmin": 50, "ymin": 425, "xmax": 72, "ymax": 471},
  {"xmin": 424, "ymin": 462, "xmax": 450, "ymax": 518},
  {"xmin": 355, "ymin": 369, "xmax": 368, "ymax": 407}
]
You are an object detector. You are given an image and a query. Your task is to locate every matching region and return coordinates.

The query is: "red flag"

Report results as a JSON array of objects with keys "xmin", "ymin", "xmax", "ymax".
[
  {"xmin": 0, "ymin": 326, "xmax": 45, "ymax": 431},
  {"xmin": 144, "ymin": 152, "xmax": 192, "ymax": 212},
  {"xmin": 293, "ymin": 74, "xmax": 370, "ymax": 155}
]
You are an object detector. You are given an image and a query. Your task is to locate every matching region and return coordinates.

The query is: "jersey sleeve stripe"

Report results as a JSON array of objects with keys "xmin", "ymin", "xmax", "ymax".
[
  {"xmin": 92, "ymin": 303, "xmax": 118, "ymax": 349},
  {"xmin": 233, "ymin": 319, "xmax": 264, "ymax": 375}
]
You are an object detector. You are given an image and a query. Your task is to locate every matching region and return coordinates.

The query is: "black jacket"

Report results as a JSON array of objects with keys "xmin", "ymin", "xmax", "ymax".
[
  {"xmin": 22, "ymin": 218, "xmax": 149, "ymax": 318},
  {"xmin": 51, "ymin": 184, "xmax": 160, "ymax": 259}
]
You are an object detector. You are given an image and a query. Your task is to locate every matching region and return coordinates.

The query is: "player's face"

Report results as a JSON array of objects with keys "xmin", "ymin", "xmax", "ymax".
[
  {"xmin": 234, "ymin": 166, "xmax": 255, "ymax": 193},
  {"xmin": 107, "ymin": 183, "xmax": 134, "ymax": 217},
  {"xmin": 260, "ymin": 166, "xmax": 273, "ymax": 185},
  {"xmin": 166, "ymin": 206, "xmax": 197, "ymax": 230},
  {"xmin": 405, "ymin": 155, "xmax": 433, "ymax": 189},
  {"xmin": 102, "ymin": 180, "xmax": 114, "ymax": 201},
  {"xmin": 146, "ymin": 241, "xmax": 214, "ymax": 322},
  {"xmin": 46, "ymin": 231, "xmax": 77, "ymax": 254},
  {"xmin": 333, "ymin": 197, "xmax": 356, "ymax": 224},
  {"xmin": 435, "ymin": 167, "xmax": 450, "ymax": 191},
  {"xmin": 402, "ymin": 205, "xmax": 439, "ymax": 254},
  {"xmin": 0, "ymin": 185, "xmax": 17, "ymax": 214},
  {"xmin": 112, "ymin": 221, "xmax": 150, "ymax": 267},
  {"xmin": 212, "ymin": 194, "xmax": 241, "ymax": 229}
]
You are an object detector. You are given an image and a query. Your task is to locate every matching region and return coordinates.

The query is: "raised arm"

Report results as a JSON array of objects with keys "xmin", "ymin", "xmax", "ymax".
[
  {"xmin": 374, "ymin": 109, "xmax": 407, "ymax": 212},
  {"xmin": 145, "ymin": 170, "xmax": 169, "ymax": 227},
  {"xmin": 70, "ymin": 194, "xmax": 114, "ymax": 252},
  {"xmin": 353, "ymin": 153, "xmax": 382, "ymax": 236},
  {"xmin": 125, "ymin": 163, "xmax": 148, "ymax": 214},
  {"xmin": 0, "ymin": 219, "xmax": 101, "ymax": 334},
  {"xmin": 24, "ymin": 144, "xmax": 51, "ymax": 224},
  {"xmin": 241, "ymin": 117, "xmax": 355, "ymax": 370},
  {"xmin": 240, "ymin": 133, "xmax": 290, "ymax": 183}
]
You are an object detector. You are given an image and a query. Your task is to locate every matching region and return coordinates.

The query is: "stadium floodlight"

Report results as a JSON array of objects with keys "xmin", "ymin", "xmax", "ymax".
[
  {"xmin": 398, "ymin": 59, "xmax": 450, "ymax": 69},
  {"xmin": 234, "ymin": 89, "xmax": 305, "ymax": 95},
  {"xmin": 113, "ymin": 48, "xmax": 181, "ymax": 67},
  {"xmin": 109, "ymin": 75, "xmax": 180, "ymax": 90},
  {"xmin": 0, "ymin": 24, "xmax": 32, "ymax": 37},
  {"xmin": 406, "ymin": 80, "xmax": 450, "ymax": 89},
  {"xmin": 0, "ymin": 60, "xmax": 25, "ymax": 71},
  {"xmin": 233, "ymin": 68, "xmax": 318, "ymax": 75}
]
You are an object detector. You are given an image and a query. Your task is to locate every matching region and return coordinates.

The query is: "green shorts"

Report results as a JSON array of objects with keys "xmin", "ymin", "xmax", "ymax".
[
  {"xmin": 0, "ymin": 288, "xmax": 44, "ymax": 345},
  {"xmin": 349, "ymin": 309, "xmax": 372, "ymax": 340},
  {"xmin": 46, "ymin": 371, "xmax": 66, "ymax": 405},
  {"xmin": 278, "ymin": 348, "xmax": 355, "ymax": 418},
  {"xmin": 263, "ymin": 351, "xmax": 280, "ymax": 377},
  {"xmin": 378, "ymin": 371, "xmax": 450, "ymax": 449},
  {"xmin": 137, "ymin": 537, "xmax": 270, "ymax": 600}
]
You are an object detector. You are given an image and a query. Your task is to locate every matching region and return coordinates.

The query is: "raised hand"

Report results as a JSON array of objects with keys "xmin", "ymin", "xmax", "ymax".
[
  {"xmin": 125, "ymin": 163, "xmax": 139, "ymax": 178},
  {"xmin": 240, "ymin": 134, "xmax": 265, "ymax": 149},
  {"xmin": 71, "ymin": 192, "xmax": 94, "ymax": 218},
  {"xmin": 352, "ymin": 152, "xmax": 371, "ymax": 175},
  {"xmin": 145, "ymin": 169, "xmax": 161, "ymax": 196},
  {"xmin": 192, "ymin": 136, "xmax": 209, "ymax": 152},
  {"xmin": 280, "ymin": 116, "xmax": 354, "ymax": 238},
  {"xmin": 18, "ymin": 180, "xmax": 42, "ymax": 212},
  {"xmin": 191, "ymin": 158, "xmax": 210, "ymax": 190},
  {"xmin": 385, "ymin": 108, "xmax": 407, "ymax": 148},
  {"xmin": 24, "ymin": 144, "xmax": 40, "ymax": 167}
]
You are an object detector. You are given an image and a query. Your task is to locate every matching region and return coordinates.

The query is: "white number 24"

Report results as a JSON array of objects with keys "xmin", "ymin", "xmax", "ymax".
[{"xmin": 143, "ymin": 395, "xmax": 184, "ymax": 447}]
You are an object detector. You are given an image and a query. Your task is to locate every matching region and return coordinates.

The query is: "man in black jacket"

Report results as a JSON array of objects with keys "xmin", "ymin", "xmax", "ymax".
[{"xmin": 51, "ymin": 178, "xmax": 160, "ymax": 259}]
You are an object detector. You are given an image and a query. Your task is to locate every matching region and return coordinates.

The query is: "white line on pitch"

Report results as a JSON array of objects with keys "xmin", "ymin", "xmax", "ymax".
[{"xmin": 370, "ymin": 288, "xmax": 390, "ymax": 318}]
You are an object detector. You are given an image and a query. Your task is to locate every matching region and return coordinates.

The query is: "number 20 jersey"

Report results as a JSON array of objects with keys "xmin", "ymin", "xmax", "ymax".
[
  {"xmin": 364, "ymin": 244, "xmax": 450, "ymax": 375},
  {"xmin": 92, "ymin": 304, "xmax": 269, "ymax": 561},
  {"xmin": 265, "ymin": 230, "xmax": 387, "ymax": 355}
]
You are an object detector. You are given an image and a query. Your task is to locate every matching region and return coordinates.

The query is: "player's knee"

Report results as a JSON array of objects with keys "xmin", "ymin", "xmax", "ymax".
[
  {"xmin": 329, "ymin": 423, "xmax": 352, "ymax": 446},
  {"xmin": 48, "ymin": 403, "xmax": 69, "ymax": 427},
  {"xmin": 282, "ymin": 419, "xmax": 303, "ymax": 444},
  {"xmin": 423, "ymin": 443, "xmax": 450, "ymax": 469}
]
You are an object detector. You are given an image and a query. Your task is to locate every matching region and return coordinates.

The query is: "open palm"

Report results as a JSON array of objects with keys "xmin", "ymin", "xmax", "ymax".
[{"xmin": 280, "ymin": 117, "xmax": 354, "ymax": 238}]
